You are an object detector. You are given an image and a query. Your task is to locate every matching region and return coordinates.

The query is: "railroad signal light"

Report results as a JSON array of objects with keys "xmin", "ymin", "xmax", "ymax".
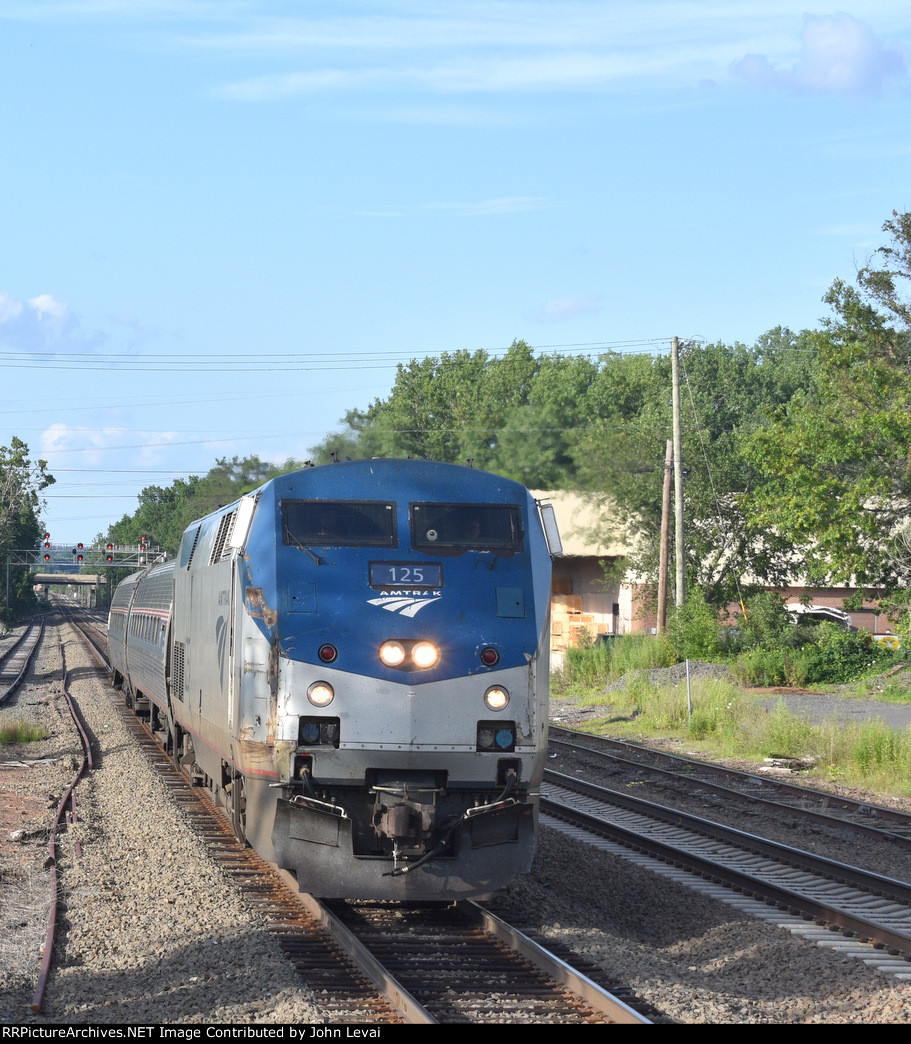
[
  {"xmin": 77, "ymin": 554, "xmax": 84, "ymax": 563},
  {"xmin": 106, "ymin": 552, "xmax": 114, "ymax": 562},
  {"xmin": 44, "ymin": 553, "xmax": 51, "ymax": 563},
  {"xmin": 44, "ymin": 541, "xmax": 51, "ymax": 549},
  {"xmin": 77, "ymin": 542, "xmax": 84, "ymax": 550}
]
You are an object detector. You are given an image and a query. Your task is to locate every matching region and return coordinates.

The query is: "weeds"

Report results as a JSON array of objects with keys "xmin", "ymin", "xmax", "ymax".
[
  {"xmin": 552, "ymin": 632, "xmax": 676, "ymax": 697},
  {"xmin": 556, "ymin": 673, "xmax": 911, "ymax": 797},
  {"xmin": 0, "ymin": 719, "xmax": 50, "ymax": 744}
]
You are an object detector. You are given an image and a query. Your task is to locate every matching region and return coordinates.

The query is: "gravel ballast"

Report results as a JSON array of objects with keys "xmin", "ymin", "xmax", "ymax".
[{"xmin": 2, "ymin": 623, "xmax": 911, "ymax": 1023}]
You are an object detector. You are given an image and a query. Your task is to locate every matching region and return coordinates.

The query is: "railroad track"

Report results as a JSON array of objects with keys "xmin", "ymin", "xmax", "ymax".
[
  {"xmin": 549, "ymin": 725, "xmax": 911, "ymax": 846},
  {"xmin": 54, "ymin": 609, "xmax": 650, "ymax": 1024},
  {"xmin": 322, "ymin": 898, "xmax": 647, "ymax": 1023},
  {"xmin": 0, "ymin": 619, "xmax": 44, "ymax": 705},
  {"xmin": 541, "ymin": 768, "xmax": 911, "ymax": 975}
]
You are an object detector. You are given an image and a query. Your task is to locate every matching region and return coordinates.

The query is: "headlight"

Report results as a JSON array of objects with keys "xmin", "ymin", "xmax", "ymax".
[
  {"xmin": 379, "ymin": 641, "xmax": 406, "ymax": 667},
  {"xmin": 307, "ymin": 682, "xmax": 335, "ymax": 707},
  {"xmin": 484, "ymin": 686, "xmax": 509, "ymax": 711},
  {"xmin": 412, "ymin": 641, "xmax": 439, "ymax": 669}
]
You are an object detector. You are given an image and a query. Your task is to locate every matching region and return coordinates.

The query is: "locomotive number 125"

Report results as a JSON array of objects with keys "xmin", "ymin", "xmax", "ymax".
[{"xmin": 369, "ymin": 562, "xmax": 443, "ymax": 589}]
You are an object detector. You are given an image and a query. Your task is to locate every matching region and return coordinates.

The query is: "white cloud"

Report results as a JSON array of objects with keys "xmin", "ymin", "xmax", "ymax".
[
  {"xmin": 39, "ymin": 423, "xmax": 183, "ymax": 466},
  {"xmin": 534, "ymin": 294, "xmax": 601, "ymax": 323},
  {"xmin": 732, "ymin": 13, "xmax": 907, "ymax": 95},
  {"xmin": 0, "ymin": 291, "xmax": 104, "ymax": 353}
]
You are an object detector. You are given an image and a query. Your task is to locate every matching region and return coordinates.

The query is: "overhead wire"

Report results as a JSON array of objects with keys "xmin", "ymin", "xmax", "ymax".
[{"xmin": 0, "ymin": 337, "xmax": 675, "ymax": 373}]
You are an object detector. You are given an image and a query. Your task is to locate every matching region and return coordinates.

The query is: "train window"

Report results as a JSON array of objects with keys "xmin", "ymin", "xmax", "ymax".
[
  {"xmin": 282, "ymin": 500, "xmax": 397, "ymax": 548},
  {"xmin": 410, "ymin": 503, "xmax": 524, "ymax": 555},
  {"xmin": 179, "ymin": 525, "xmax": 202, "ymax": 569}
]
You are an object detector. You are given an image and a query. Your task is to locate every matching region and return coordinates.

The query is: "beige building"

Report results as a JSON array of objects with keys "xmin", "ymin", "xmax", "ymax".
[
  {"xmin": 532, "ymin": 491, "xmax": 640, "ymax": 655},
  {"xmin": 535, "ymin": 491, "xmax": 894, "ymax": 659}
]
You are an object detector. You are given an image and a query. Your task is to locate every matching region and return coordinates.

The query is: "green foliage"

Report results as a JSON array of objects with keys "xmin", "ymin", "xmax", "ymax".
[
  {"xmin": 849, "ymin": 720, "xmax": 911, "ymax": 776},
  {"xmin": 667, "ymin": 587, "xmax": 723, "ymax": 661},
  {"xmin": 310, "ymin": 340, "xmax": 594, "ymax": 489},
  {"xmin": 0, "ymin": 719, "xmax": 49, "ymax": 744},
  {"xmin": 552, "ymin": 632, "xmax": 677, "ymax": 696},
  {"xmin": 737, "ymin": 591, "xmax": 799, "ymax": 650},
  {"xmin": 800, "ymin": 622, "xmax": 897, "ymax": 684},
  {"xmin": 570, "ymin": 678, "xmax": 911, "ymax": 794},
  {"xmin": 0, "ymin": 437, "xmax": 54, "ymax": 623},
  {"xmin": 103, "ymin": 455, "xmax": 292, "ymax": 555},
  {"xmin": 757, "ymin": 701, "xmax": 815, "ymax": 758},
  {"xmin": 311, "ymin": 331, "xmax": 821, "ymax": 606},
  {"xmin": 732, "ymin": 646, "xmax": 814, "ymax": 688},
  {"xmin": 744, "ymin": 212, "xmax": 911, "ymax": 592}
]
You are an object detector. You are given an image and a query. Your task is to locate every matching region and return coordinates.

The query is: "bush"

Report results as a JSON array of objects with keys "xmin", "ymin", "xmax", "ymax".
[
  {"xmin": 0, "ymin": 719, "xmax": 49, "ymax": 744},
  {"xmin": 554, "ymin": 631, "xmax": 677, "ymax": 695},
  {"xmin": 738, "ymin": 592, "xmax": 799, "ymax": 650},
  {"xmin": 801, "ymin": 622, "xmax": 896, "ymax": 684},
  {"xmin": 668, "ymin": 588, "xmax": 722, "ymax": 661}
]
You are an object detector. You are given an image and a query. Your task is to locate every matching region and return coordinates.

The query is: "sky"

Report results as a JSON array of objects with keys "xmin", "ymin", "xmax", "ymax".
[{"xmin": 3, "ymin": 1, "xmax": 911, "ymax": 545}]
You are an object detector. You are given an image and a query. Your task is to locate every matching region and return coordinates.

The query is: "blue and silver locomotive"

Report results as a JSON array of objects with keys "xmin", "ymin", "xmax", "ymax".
[{"xmin": 109, "ymin": 459, "xmax": 560, "ymax": 900}]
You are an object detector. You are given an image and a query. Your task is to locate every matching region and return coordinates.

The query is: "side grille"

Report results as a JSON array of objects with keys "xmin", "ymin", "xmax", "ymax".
[{"xmin": 172, "ymin": 641, "xmax": 186, "ymax": 702}]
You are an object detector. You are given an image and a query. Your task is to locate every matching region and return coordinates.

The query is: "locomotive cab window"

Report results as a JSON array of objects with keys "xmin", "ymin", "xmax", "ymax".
[
  {"xmin": 282, "ymin": 500, "xmax": 397, "ymax": 548},
  {"xmin": 410, "ymin": 503, "xmax": 524, "ymax": 555}
]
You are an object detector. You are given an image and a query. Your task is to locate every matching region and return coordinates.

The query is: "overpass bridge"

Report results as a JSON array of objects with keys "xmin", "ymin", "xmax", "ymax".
[
  {"xmin": 32, "ymin": 573, "xmax": 106, "ymax": 587},
  {"xmin": 4, "ymin": 545, "xmax": 165, "ymax": 607}
]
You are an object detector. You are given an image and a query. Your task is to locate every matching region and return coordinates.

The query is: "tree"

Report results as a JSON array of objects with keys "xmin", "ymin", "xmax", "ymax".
[
  {"xmin": 0, "ymin": 437, "xmax": 54, "ymax": 621},
  {"xmin": 577, "ymin": 333, "xmax": 817, "ymax": 606},
  {"xmin": 745, "ymin": 212, "xmax": 911, "ymax": 596},
  {"xmin": 309, "ymin": 334, "xmax": 822, "ymax": 607},
  {"xmin": 104, "ymin": 455, "xmax": 282, "ymax": 556}
]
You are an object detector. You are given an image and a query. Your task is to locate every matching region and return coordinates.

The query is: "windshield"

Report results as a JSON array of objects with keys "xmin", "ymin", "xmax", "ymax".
[
  {"xmin": 410, "ymin": 503, "xmax": 523, "ymax": 555},
  {"xmin": 282, "ymin": 500, "xmax": 397, "ymax": 548}
]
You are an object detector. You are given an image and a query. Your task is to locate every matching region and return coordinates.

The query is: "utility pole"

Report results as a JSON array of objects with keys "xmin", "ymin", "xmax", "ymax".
[
  {"xmin": 657, "ymin": 438, "xmax": 673, "ymax": 630},
  {"xmin": 671, "ymin": 336, "xmax": 685, "ymax": 606}
]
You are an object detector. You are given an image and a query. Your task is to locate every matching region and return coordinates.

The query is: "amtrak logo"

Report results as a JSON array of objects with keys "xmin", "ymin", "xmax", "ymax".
[{"xmin": 368, "ymin": 592, "xmax": 442, "ymax": 617}]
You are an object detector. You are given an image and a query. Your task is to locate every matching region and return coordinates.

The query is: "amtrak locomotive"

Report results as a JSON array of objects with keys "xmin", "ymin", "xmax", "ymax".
[{"xmin": 108, "ymin": 459, "xmax": 560, "ymax": 900}]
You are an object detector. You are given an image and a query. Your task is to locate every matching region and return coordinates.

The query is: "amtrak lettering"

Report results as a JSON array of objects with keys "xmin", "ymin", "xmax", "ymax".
[{"xmin": 367, "ymin": 590, "xmax": 442, "ymax": 617}]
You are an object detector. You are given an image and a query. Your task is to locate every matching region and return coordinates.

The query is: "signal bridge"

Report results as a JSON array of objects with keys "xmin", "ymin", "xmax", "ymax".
[{"xmin": 4, "ymin": 543, "xmax": 164, "ymax": 604}]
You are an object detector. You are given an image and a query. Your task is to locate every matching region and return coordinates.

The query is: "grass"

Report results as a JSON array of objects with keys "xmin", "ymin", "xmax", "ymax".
[
  {"xmin": 554, "ymin": 672, "xmax": 911, "ymax": 798},
  {"xmin": 0, "ymin": 719, "xmax": 50, "ymax": 744},
  {"xmin": 552, "ymin": 632, "xmax": 678, "ymax": 695}
]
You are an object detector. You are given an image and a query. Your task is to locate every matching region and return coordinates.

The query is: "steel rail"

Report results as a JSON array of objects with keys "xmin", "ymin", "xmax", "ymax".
[
  {"xmin": 31, "ymin": 626, "xmax": 94, "ymax": 1013},
  {"xmin": 542, "ymin": 773, "xmax": 911, "ymax": 959},
  {"xmin": 548, "ymin": 732, "xmax": 911, "ymax": 850},
  {"xmin": 545, "ymin": 768, "xmax": 911, "ymax": 904},
  {"xmin": 461, "ymin": 900, "xmax": 651, "ymax": 1024},
  {"xmin": 323, "ymin": 898, "xmax": 647, "ymax": 1024},
  {"xmin": 289, "ymin": 883, "xmax": 436, "ymax": 1024},
  {"xmin": 549, "ymin": 724, "xmax": 911, "ymax": 837},
  {"xmin": 61, "ymin": 609, "xmax": 412, "ymax": 1024},
  {"xmin": 0, "ymin": 619, "xmax": 44, "ymax": 704}
]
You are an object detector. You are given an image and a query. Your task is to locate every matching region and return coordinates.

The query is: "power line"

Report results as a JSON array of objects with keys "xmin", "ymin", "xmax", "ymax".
[{"xmin": 0, "ymin": 338, "xmax": 677, "ymax": 372}]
